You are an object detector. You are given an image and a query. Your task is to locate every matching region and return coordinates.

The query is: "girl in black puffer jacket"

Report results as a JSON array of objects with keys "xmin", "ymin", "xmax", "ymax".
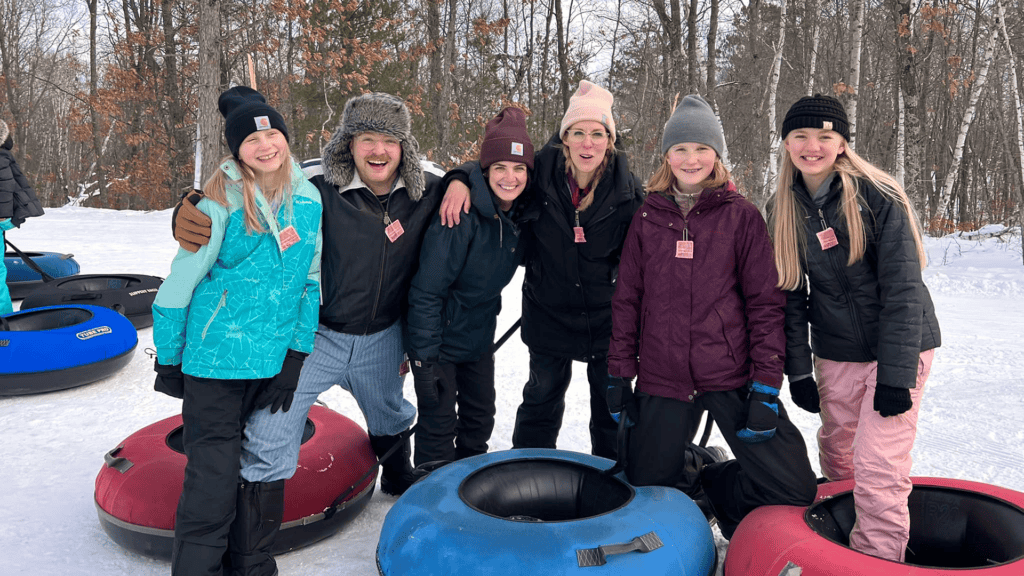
[
  {"xmin": 1, "ymin": 119, "xmax": 45, "ymax": 315},
  {"xmin": 769, "ymin": 95, "xmax": 940, "ymax": 563}
]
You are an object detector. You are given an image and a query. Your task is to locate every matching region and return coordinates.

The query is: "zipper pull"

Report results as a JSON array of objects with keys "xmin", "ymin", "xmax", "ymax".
[
  {"xmin": 575, "ymin": 210, "xmax": 581, "ymax": 228},
  {"xmin": 817, "ymin": 208, "xmax": 828, "ymax": 230},
  {"xmin": 383, "ymin": 212, "xmax": 392, "ymax": 226}
]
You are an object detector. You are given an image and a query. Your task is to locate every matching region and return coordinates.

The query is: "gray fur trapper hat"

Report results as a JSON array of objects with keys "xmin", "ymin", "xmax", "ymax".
[
  {"xmin": 321, "ymin": 92, "xmax": 424, "ymax": 200},
  {"xmin": 0, "ymin": 120, "xmax": 10, "ymax": 148}
]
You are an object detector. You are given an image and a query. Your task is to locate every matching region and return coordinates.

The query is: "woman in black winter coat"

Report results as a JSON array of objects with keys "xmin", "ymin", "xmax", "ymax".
[
  {"xmin": 439, "ymin": 82, "xmax": 644, "ymax": 459},
  {"xmin": 406, "ymin": 107, "xmax": 536, "ymax": 465},
  {"xmin": 1, "ymin": 119, "xmax": 45, "ymax": 315}
]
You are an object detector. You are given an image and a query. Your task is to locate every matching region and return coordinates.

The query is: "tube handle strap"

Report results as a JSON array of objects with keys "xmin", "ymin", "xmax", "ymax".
[
  {"xmin": 103, "ymin": 444, "xmax": 134, "ymax": 473},
  {"xmin": 576, "ymin": 531, "xmax": 663, "ymax": 567}
]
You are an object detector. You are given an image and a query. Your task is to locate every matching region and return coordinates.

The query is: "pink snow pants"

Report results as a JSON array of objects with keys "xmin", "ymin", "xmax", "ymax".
[{"xmin": 815, "ymin": 348, "xmax": 934, "ymax": 562}]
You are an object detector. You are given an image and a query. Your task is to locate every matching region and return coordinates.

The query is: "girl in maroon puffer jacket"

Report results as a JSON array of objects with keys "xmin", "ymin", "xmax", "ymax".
[{"xmin": 607, "ymin": 94, "xmax": 816, "ymax": 539}]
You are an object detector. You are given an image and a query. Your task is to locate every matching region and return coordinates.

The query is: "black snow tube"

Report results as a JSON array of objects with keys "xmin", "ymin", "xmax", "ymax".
[
  {"xmin": 3, "ymin": 251, "xmax": 80, "ymax": 299},
  {"xmin": 20, "ymin": 274, "xmax": 163, "ymax": 329}
]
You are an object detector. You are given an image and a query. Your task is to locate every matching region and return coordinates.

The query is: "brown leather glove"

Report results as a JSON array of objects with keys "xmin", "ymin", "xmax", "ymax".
[{"xmin": 172, "ymin": 190, "xmax": 212, "ymax": 253}]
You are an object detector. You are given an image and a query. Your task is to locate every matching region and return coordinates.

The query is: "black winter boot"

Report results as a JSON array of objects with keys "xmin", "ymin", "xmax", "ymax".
[
  {"xmin": 369, "ymin": 431, "xmax": 418, "ymax": 496},
  {"xmin": 227, "ymin": 480, "xmax": 285, "ymax": 576}
]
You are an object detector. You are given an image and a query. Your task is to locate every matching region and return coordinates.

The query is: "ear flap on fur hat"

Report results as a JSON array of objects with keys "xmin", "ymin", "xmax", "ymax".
[
  {"xmin": 0, "ymin": 120, "xmax": 10, "ymax": 148},
  {"xmin": 321, "ymin": 93, "xmax": 425, "ymax": 200}
]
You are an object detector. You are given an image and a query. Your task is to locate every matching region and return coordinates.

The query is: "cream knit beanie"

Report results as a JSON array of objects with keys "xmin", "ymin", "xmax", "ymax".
[{"xmin": 559, "ymin": 80, "xmax": 616, "ymax": 142}]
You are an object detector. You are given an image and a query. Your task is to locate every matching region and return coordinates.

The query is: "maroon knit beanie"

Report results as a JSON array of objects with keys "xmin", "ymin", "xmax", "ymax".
[{"xmin": 479, "ymin": 107, "xmax": 534, "ymax": 170}]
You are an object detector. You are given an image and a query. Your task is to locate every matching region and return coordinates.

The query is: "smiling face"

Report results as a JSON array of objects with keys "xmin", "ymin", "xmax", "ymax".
[
  {"xmin": 562, "ymin": 120, "xmax": 610, "ymax": 187},
  {"xmin": 487, "ymin": 161, "xmax": 529, "ymax": 208},
  {"xmin": 666, "ymin": 142, "xmax": 718, "ymax": 194},
  {"xmin": 351, "ymin": 131, "xmax": 402, "ymax": 195},
  {"xmin": 238, "ymin": 129, "xmax": 288, "ymax": 176},
  {"xmin": 784, "ymin": 127, "xmax": 846, "ymax": 191}
]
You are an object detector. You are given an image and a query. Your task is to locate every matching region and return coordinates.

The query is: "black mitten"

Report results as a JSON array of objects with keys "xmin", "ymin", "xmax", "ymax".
[
  {"xmin": 874, "ymin": 384, "xmax": 912, "ymax": 417},
  {"xmin": 256, "ymin": 350, "xmax": 308, "ymax": 413},
  {"xmin": 412, "ymin": 360, "xmax": 440, "ymax": 409},
  {"xmin": 606, "ymin": 375, "xmax": 638, "ymax": 427},
  {"xmin": 154, "ymin": 360, "xmax": 185, "ymax": 399},
  {"xmin": 789, "ymin": 376, "xmax": 821, "ymax": 414}
]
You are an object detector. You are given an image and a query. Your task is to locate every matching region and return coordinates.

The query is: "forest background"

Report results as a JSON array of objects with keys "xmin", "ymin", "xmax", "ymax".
[{"xmin": 1, "ymin": 0, "xmax": 1023, "ymax": 239}]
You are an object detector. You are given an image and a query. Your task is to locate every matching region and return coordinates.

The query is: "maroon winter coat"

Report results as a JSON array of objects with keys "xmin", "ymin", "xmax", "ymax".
[{"xmin": 607, "ymin": 182, "xmax": 785, "ymax": 402}]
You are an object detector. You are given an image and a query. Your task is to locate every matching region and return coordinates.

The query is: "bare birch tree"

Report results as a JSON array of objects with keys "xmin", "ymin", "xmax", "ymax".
[
  {"xmin": 846, "ymin": 0, "xmax": 865, "ymax": 145},
  {"xmin": 993, "ymin": 0, "xmax": 1024, "ymax": 251},
  {"xmin": 934, "ymin": 11, "xmax": 1000, "ymax": 224},
  {"xmin": 763, "ymin": 0, "xmax": 788, "ymax": 203}
]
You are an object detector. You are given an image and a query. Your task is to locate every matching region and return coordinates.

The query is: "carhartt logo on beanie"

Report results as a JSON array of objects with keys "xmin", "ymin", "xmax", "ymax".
[
  {"xmin": 661, "ymin": 94, "xmax": 726, "ymax": 157},
  {"xmin": 560, "ymin": 80, "xmax": 616, "ymax": 142},
  {"xmin": 218, "ymin": 86, "xmax": 289, "ymax": 158},
  {"xmin": 781, "ymin": 94, "xmax": 850, "ymax": 141},
  {"xmin": 480, "ymin": 107, "xmax": 534, "ymax": 170}
]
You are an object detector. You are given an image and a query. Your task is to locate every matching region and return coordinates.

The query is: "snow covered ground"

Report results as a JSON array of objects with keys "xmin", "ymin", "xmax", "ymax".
[{"xmin": 2, "ymin": 208, "xmax": 1022, "ymax": 575}]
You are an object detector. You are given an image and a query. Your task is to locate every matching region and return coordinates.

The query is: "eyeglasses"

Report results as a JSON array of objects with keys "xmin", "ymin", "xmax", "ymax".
[{"xmin": 565, "ymin": 130, "xmax": 609, "ymax": 144}]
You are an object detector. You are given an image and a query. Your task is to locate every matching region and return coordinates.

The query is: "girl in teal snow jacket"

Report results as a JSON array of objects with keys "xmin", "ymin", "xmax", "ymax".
[{"xmin": 151, "ymin": 87, "xmax": 322, "ymax": 576}]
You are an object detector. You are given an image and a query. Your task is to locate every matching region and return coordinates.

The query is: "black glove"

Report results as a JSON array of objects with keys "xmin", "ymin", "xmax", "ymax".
[
  {"xmin": 153, "ymin": 360, "xmax": 185, "ymax": 399},
  {"xmin": 606, "ymin": 375, "xmax": 638, "ymax": 427},
  {"xmin": 256, "ymin": 350, "xmax": 307, "ymax": 413},
  {"xmin": 789, "ymin": 375, "xmax": 821, "ymax": 414},
  {"xmin": 737, "ymin": 382, "xmax": 779, "ymax": 443},
  {"xmin": 411, "ymin": 360, "xmax": 440, "ymax": 409},
  {"xmin": 874, "ymin": 384, "xmax": 912, "ymax": 417},
  {"xmin": 172, "ymin": 190, "xmax": 212, "ymax": 253}
]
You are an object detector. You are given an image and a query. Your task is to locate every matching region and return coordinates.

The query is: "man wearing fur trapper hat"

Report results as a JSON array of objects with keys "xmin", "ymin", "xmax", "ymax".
[
  {"xmin": 1, "ymin": 119, "xmax": 46, "ymax": 315},
  {"xmin": 174, "ymin": 92, "xmax": 445, "ymax": 496}
]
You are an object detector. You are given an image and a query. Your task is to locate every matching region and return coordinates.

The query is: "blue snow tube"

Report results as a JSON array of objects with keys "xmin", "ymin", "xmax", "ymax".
[
  {"xmin": 4, "ymin": 251, "xmax": 81, "ymax": 299},
  {"xmin": 0, "ymin": 304, "xmax": 137, "ymax": 396},
  {"xmin": 377, "ymin": 449, "xmax": 717, "ymax": 575}
]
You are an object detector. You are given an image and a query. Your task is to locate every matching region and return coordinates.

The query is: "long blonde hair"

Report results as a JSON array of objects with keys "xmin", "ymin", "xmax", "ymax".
[
  {"xmin": 646, "ymin": 155, "xmax": 731, "ymax": 195},
  {"xmin": 203, "ymin": 155, "xmax": 294, "ymax": 234},
  {"xmin": 771, "ymin": 141, "xmax": 927, "ymax": 290}
]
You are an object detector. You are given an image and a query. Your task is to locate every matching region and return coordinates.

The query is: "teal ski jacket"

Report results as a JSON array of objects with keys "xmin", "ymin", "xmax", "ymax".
[{"xmin": 153, "ymin": 158, "xmax": 323, "ymax": 379}]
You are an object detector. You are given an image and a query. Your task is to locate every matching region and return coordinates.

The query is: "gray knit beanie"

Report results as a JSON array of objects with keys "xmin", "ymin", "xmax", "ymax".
[
  {"xmin": 322, "ymin": 92, "xmax": 425, "ymax": 200},
  {"xmin": 661, "ymin": 94, "xmax": 726, "ymax": 157}
]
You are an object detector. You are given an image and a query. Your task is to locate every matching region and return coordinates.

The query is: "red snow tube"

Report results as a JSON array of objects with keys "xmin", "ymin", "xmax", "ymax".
[
  {"xmin": 724, "ymin": 477, "xmax": 1024, "ymax": 575},
  {"xmin": 94, "ymin": 405, "xmax": 377, "ymax": 559}
]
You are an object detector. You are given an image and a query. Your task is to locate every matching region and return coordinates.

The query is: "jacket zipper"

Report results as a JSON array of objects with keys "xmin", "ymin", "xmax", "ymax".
[
  {"xmin": 365, "ymin": 193, "xmax": 392, "ymax": 334},
  {"xmin": 816, "ymin": 208, "xmax": 873, "ymax": 357},
  {"xmin": 202, "ymin": 290, "xmax": 228, "ymax": 340}
]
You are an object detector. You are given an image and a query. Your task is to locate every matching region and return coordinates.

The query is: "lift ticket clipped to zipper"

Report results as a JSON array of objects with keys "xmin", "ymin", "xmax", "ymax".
[
  {"xmin": 384, "ymin": 213, "xmax": 405, "ymax": 243},
  {"xmin": 573, "ymin": 211, "xmax": 586, "ymax": 243},
  {"xmin": 675, "ymin": 229, "xmax": 693, "ymax": 259},
  {"xmin": 816, "ymin": 209, "xmax": 838, "ymax": 250}
]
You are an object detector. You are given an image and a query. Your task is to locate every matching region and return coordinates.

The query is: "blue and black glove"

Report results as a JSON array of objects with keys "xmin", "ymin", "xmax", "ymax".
[
  {"xmin": 256, "ymin": 349, "xmax": 308, "ymax": 413},
  {"xmin": 606, "ymin": 375, "xmax": 638, "ymax": 427},
  {"xmin": 789, "ymin": 375, "xmax": 821, "ymax": 414},
  {"xmin": 874, "ymin": 384, "xmax": 912, "ymax": 417},
  {"xmin": 737, "ymin": 382, "xmax": 779, "ymax": 443}
]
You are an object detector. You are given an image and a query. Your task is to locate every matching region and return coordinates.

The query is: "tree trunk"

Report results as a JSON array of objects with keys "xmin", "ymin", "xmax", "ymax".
[
  {"xmin": 763, "ymin": 0, "xmax": 788, "ymax": 204},
  {"xmin": 805, "ymin": 0, "xmax": 821, "ymax": 95},
  {"xmin": 993, "ymin": 0, "xmax": 1024, "ymax": 255},
  {"xmin": 197, "ymin": 0, "xmax": 222, "ymax": 192},
  {"xmin": 87, "ymin": 0, "xmax": 106, "ymax": 206},
  {"xmin": 934, "ymin": 14, "xmax": 1000, "ymax": 225},
  {"xmin": 847, "ymin": 0, "xmax": 865, "ymax": 146},
  {"xmin": 554, "ymin": 0, "xmax": 570, "ymax": 110}
]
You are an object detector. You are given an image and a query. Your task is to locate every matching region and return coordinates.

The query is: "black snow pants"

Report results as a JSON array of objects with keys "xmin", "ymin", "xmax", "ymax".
[
  {"xmin": 626, "ymin": 388, "xmax": 817, "ymax": 537},
  {"xmin": 511, "ymin": 349, "xmax": 618, "ymax": 459},
  {"xmin": 414, "ymin": 353, "xmax": 496, "ymax": 466},
  {"xmin": 172, "ymin": 375, "xmax": 266, "ymax": 576}
]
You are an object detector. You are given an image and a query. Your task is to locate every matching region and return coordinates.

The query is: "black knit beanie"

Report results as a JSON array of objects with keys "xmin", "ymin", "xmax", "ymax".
[
  {"xmin": 781, "ymin": 94, "xmax": 850, "ymax": 141},
  {"xmin": 218, "ymin": 86, "xmax": 289, "ymax": 158}
]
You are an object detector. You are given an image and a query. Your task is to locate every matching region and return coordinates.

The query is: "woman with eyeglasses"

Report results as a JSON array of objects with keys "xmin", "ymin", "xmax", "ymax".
[{"xmin": 438, "ymin": 81, "xmax": 644, "ymax": 460}]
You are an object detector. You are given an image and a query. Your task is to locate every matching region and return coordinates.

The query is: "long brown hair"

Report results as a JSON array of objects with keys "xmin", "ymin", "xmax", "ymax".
[
  {"xmin": 770, "ymin": 140, "xmax": 927, "ymax": 291},
  {"xmin": 203, "ymin": 155, "xmax": 294, "ymax": 234},
  {"xmin": 646, "ymin": 155, "xmax": 731, "ymax": 195}
]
